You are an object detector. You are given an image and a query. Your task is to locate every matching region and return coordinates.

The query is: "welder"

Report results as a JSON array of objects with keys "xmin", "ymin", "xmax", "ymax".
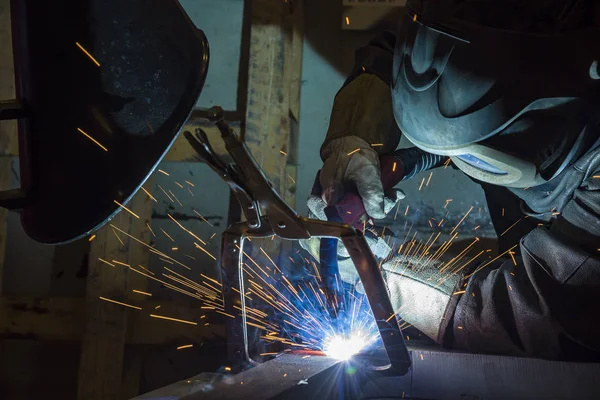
[{"xmin": 307, "ymin": 0, "xmax": 600, "ymax": 361}]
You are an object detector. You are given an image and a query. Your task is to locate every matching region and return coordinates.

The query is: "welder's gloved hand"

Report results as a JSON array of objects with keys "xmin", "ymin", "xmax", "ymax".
[
  {"xmin": 308, "ymin": 73, "xmax": 404, "ymax": 222},
  {"xmin": 310, "ymin": 136, "xmax": 404, "ymax": 220},
  {"xmin": 382, "ymin": 257, "xmax": 464, "ymax": 342}
]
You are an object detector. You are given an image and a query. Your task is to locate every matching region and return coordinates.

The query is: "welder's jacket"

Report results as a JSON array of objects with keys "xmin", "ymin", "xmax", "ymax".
[{"xmin": 325, "ymin": 32, "xmax": 600, "ymax": 361}]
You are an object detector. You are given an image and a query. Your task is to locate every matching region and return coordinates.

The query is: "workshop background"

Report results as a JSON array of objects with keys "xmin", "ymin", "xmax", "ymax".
[{"xmin": 0, "ymin": 0, "xmax": 494, "ymax": 399}]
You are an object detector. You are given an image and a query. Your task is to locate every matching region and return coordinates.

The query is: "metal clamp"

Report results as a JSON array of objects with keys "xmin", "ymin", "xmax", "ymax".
[{"xmin": 185, "ymin": 107, "xmax": 411, "ymax": 375}]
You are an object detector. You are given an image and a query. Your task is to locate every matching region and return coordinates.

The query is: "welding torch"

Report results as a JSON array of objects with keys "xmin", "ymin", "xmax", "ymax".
[{"xmin": 313, "ymin": 148, "xmax": 448, "ymax": 321}]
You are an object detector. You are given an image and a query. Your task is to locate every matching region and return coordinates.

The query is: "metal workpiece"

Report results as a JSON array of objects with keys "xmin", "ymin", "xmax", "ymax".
[
  {"xmin": 185, "ymin": 110, "xmax": 410, "ymax": 377},
  {"xmin": 136, "ymin": 346, "xmax": 600, "ymax": 400},
  {"xmin": 219, "ymin": 229, "xmax": 251, "ymax": 370},
  {"xmin": 342, "ymin": 234, "xmax": 411, "ymax": 375}
]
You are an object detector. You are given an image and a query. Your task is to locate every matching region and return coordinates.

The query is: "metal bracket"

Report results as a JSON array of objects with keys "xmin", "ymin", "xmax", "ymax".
[{"xmin": 185, "ymin": 106, "xmax": 411, "ymax": 375}]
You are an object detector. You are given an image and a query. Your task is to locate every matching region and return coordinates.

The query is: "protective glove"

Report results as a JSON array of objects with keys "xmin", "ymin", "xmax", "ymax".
[
  {"xmin": 313, "ymin": 136, "xmax": 405, "ymax": 220},
  {"xmin": 309, "ymin": 72, "xmax": 403, "ymax": 222},
  {"xmin": 382, "ymin": 256, "xmax": 464, "ymax": 342},
  {"xmin": 299, "ymin": 230, "xmax": 393, "ymax": 286},
  {"xmin": 303, "ymin": 73, "xmax": 404, "ymax": 287}
]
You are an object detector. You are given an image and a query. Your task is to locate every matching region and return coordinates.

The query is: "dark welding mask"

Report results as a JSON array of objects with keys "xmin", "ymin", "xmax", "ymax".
[{"xmin": 392, "ymin": 0, "xmax": 600, "ymax": 187}]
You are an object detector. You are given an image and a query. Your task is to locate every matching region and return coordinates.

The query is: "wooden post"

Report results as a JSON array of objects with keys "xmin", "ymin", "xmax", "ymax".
[
  {"xmin": 243, "ymin": 0, "xmax": 304, "ymax": 254},
  {"xmin": 77, "ymin": 183, "xmax": 154, "ymax": 400},
  {"xmin": 0, "ymin": 0, "xmax": 18, "ymax": 296}
]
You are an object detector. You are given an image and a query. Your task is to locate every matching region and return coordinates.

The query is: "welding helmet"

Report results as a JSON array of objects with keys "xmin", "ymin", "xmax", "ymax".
[{"xmin": 392, "ymin": 0, "xmax": 600, "ymax": 187}]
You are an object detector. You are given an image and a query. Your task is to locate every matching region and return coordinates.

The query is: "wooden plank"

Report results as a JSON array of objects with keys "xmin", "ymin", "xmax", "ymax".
[
  {"xmin": 77, "ymin": 184, "xmax": 155, "ymax": 400},
  {"xmin": 0, "ymin": 296, "xmax": 225, "ymax": 343}
]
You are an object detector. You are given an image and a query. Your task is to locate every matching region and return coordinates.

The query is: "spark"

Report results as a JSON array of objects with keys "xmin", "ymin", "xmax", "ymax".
[
  {"xmin": 172, "ymin": 247, "xmax": 178, "ymax": 251},
  {"xmin": 418, "ymin": 177, "xmax": 425, "ymax": 191},
  {"xmin": 75, "ymin": 42, "xmax": 100, "ymax": 66},
  {"xmin": 150, "ymin": 314, "xmax": 197, "ymax": 325},
  {"xmin": 112, "ymin": 260, "xmax": 130, "ymax": 267},
  {"xmin": 168, "ymin": 214, "xmax": 207, "ymax": 245},
  {"xmin": 99, "ymin": 296, "xmax": 141, "ymax": 310},
  {"xmin": 137, "ymin": 265, "xmax": 155, "ymax": 275},
  {"xmin": 177, "ymin": 344, "xmax": 194, "ymax": 350},
  {"xmin": 347, "ymin": 148, "xmax": 360, "ymax": 156},
  {"xmin": 371, "ymin": 143, "xmax": 384, "ymax": 147},
  {"xmin": 280, "ymin": 150, "xmax": 287, "ymax": 156},
  {"xmin": 426, "ymin": 171, "xmax": 433, "ymax": 186},
  {"xmin": 405, "ymin": 205, "xmax": 410, "ymax": 216},
  {"xmin": 113, "ymin": 200, "xmax": 140, "ymax": 219},
  {"xmin": 420, "ymin": 354, "xmax": 424, "ymax": 361},
  {"xmin": 451, "ymin": 206, "xmax": 474, "ymax": 234},
  {"xmin": 194, "ymin": 242, "xmax": 217, "ymax": 260},
  {"xmin": 453, "ymin": 290, "xmax": 466, "ymax": 295},
  {"xmin": 393, "ymin": 162, "xmax": 397, "ymax": 172},
  {"xmin": 288, "ymin": 175, "xmax": 296, "ymax": 184},
  {"xmin": 260, "ymin": 247, "xmax": 283, "ymax": 274},
  {"xmin": 500, "ymin": 218, "xmax": 523, "ymax": 237},
  {"xmin": 323, "ymin": 333, "xmax": 368, "ymax": 360},
  {"xmin": 169, "ymin": 190, "xmax": 183, "ymax": 206},
  {"xmin": 141, "ymin": 187, "xmax": 157, "ymax": 202},
  {"xmin": 146, "ymin": 223, "xmax": 156, "ymax": 237},
  {"xmin": 413, "ymin": 14, "xmax": 417, "ymax": 22},
  {"xmin": 98, "ymin": 258, "xmax": 115, "ymax": 267},
  {"xmin": 502, "ymin": 208, "xmax": 505, "ymax": 217},
  {"xmin": 216, "ymin": 310, "xmax": 236, "ymax": 319},
  {"xmin": 444, "ymin": 199, "xmax": 453, "ymax": 208},
  {"xmin": 132, "ymin": 289, "xmax": 152, "ymax": 296},
  {"xmin": 345, "ymin": 16, "xmax": 350, "ymax": 25},
  {"xmin": 158, "ymin": 185, "xmax": 174, "ymax": 202},
  {"xmin": 201, "ymin": 273, "xmax": 222, "ymax": 287},
  {"xmin": 110, "ymin": 224, "xmax": 193, "ymax": 271},
  {"xmin": 509, "ymin": 250, "xmax": 517, "ymax": 266},
  {"xmin": 88, "ymin": 235, "xmax": 96, "ymax": 242},
  {"xmin": 193, "ymin": 210, "xmax": 214, "ymax": 227},
  {"xmin": 174, "ymin": 182, "xmax": 184, "ymax": 189},
  {"xmin": 77, "ymin": 128, "xmax": 107, "ymax": 151},
  {"xmin": 188, "ymin": 188, "xmax": 194, "ymax": 196},
  {"xmin": 161, "ymin": 228, "xmax": 175, "ymax": 242},
  {"xmin": 465, "ymin": 245, "xmax": 518, "ymax": 279},
  {"xmin": 473, "ymin": 225, "xmax": 480, "ymax": 231},
  {"xmin": 112, "ymin": 229, "xmax": 125, "ymax": 246},
  {"xmin": 158, "ymin": 169, "xmax": 169, "ymax": 176},
  {"xmin": 261, "ymin": 352, "xmax": 278, "ymax": 356}
]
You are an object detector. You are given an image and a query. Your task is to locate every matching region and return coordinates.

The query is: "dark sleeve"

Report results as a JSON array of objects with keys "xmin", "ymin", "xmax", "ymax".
[
  {"xmin": 342, "ymin": 31, "xmax": 397, "ymax": 88},
  {"xmin": 320, "ymin": 32, "xmax": 401, "ymax": 158},
  {"xmin": 440, "ymin": 167, "xmax": 600, "ymax": 360}
]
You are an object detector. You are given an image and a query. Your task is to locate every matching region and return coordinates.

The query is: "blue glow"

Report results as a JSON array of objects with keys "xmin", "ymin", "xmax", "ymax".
[{"xmin": 456, "ymin": 154, "xmax": 507, "ymax": 175}]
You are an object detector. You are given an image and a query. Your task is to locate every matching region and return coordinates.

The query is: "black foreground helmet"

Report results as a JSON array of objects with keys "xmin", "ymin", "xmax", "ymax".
[{"xmin": 392, "ymin": 0, "xmax": 600, "ymax": 187}]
